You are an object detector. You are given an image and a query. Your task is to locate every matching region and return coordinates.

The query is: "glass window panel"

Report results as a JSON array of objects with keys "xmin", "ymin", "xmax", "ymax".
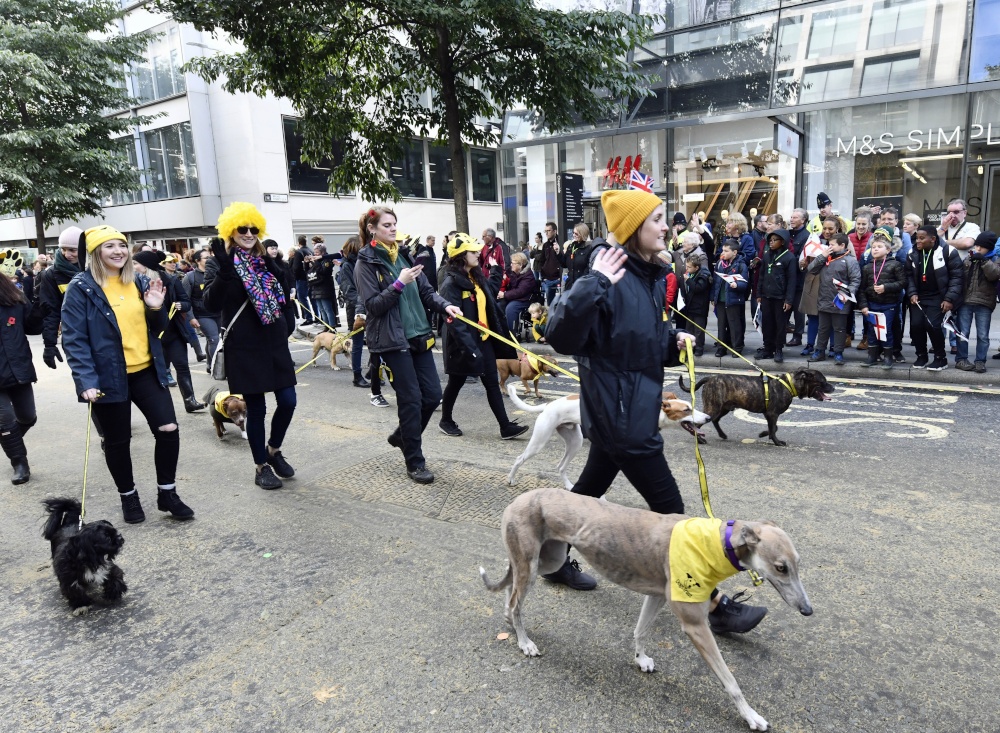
[
  {"xmin": 389, "ymin": 140, "xmax": 426, "ymax": 198},
  {"xmin": 639, "ymin": 0, "xmax": 780, "ymax": 33},
  {"xmin": 142, "ymin": 129, "xmax": 168, "ymax": 200},
  {"xmin": 860, "ymin": 54, "xmax": 920, "ymax": 96},
  {"xmin": 111, "ymin": 138, "xmax": 140, "ymax": 206},
  {"xmin": 971, "ymin": 0, "xmax": 1000, "ymax": 82},
  {"xmin": 799, "ymin": 65, "xmax": 853, "ymax": 104},
  {"xmin": 180, "ymin": 122, "xmax": 199, "ymax": 196},
  {"xmin": 968, "ymin": 89, "xmax": 1000, "ymax": 161},
  {"xmin": 806, "ymin": 8, "xmax": 862, "ymax": 59},
  {"xmin": 470, "ymin": 149, "xmax": 498, "ymax": 202},
  {"xmin": 663, "ymin": 12, "xmax": 778, "ymax": 119},
  {"xmin": 162, "ymin": 124, "xmax": 185, "ymax": 198},
  {"xmin": 428, "ymin": 144, "xmax": 453, "ymax": 199},
  {"xmin": 868, "ymin": 0, "xmax": 925, "ymax": 50},
  {"xmin": 132, "ymin": 22, "xmax": 185, "ymax": 104},
  {"xmin": 141, "ymin": 122, "xmax": 198, "ymax": 200},
  {"xmin": 776, "ymin": 16, "xmax": 803, "ymax": 64},
  {"xmin": 282, "ymin": 118, "xmax": 349, "ymax": 193}
]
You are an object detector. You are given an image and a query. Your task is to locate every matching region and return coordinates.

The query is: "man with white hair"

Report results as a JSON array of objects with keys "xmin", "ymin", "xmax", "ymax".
[
  {"xmin": 674, "ymin": 231, "xmax": 705, "ymax": 276},
  {"xmin": 38, "ymin": 227, "xmax": 83, "ymax": 369}
]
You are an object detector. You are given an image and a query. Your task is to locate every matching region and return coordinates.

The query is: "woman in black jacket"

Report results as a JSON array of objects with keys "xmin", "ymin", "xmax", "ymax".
[
  {"xmin": 0, "ymin": 251, "xmax": 42, "ymax": 484},
  {"xmin": 545, "ymin": 190, "xmax": 767, "ymax": 634},
  {"xmin": 203, "ymin": 203, "xmax": 297, "ymax": 491},
  {"xmin": 61, "ymin": 226, "xmax": 194, "ymax": 524},
  {"xmin": 437, "ymin": 235, "xmax": 527, "ymax": 440},
  {"xmin": 354, "ymin": 206, "xmax": 460, "ymax": 484},
  {"xmin": 133, "ymin": 251, "xmax": 205, "ymax": 413},
  {"xmin": 337, "ymin": 237, "xmax": 371, "ymax": 388},
  {"xmin": 182, "ymin": 249, "xmax": 222, "ymax": 369},
  {"xmin": 265, "ymin": 240, "xmax": 298, "ymax": 336}
]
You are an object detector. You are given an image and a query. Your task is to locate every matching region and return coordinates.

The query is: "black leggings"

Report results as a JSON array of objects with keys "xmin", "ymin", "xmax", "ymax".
[
  {"xmin": 244, "ymin": 386, "xmax": 297, "ymax": 465},
  {"xmin": 441, "ymin": 339, "xmax": 511, "ymax": 429},
  {"xmin": 91, "ymin": 367, "xmax": 178, "ymax": 493},
  {"xmin": 0, "ymin": 383, "xmax": 36, "ymax": 432},
  {"xmin": 571, "ymin": 441, "xmax": 685, "ymax": 515}
]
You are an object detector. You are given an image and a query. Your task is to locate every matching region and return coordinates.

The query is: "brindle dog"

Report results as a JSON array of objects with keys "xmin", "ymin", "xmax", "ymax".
[{"xmin": 679, "ymin": 367, "xmax": 834, "ymax": 446}]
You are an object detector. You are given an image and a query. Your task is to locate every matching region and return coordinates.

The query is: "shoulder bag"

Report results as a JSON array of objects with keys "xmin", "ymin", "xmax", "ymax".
[{"xmin": 209, "ymin": 300, "xmax": 249, "ymax": 381}]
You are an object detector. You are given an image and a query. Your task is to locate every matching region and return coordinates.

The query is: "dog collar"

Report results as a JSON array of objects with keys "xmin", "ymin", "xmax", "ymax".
[
  {"xmin": 782, "ymin": 373, "xmax": 798, "ymax": 397},
  {"xmin": 724, "ymin": 520, "xmax": 745, "ymax": 572}
]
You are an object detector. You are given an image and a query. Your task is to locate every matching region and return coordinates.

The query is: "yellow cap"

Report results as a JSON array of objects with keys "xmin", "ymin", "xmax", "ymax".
[
  {"xmin": 601, "ymin": 189, "xmax": 663, "ymax": 244},
  {"xmin": 447, "ymin": 232, "xmax": 483, "ymax": 259},
  {"xmin": 162, "ymin": 253, "xmax": 179, "ymax": 263},
  {"xmin": 85, "ymin": 225, "xmax": 127, "ymax": 253}
]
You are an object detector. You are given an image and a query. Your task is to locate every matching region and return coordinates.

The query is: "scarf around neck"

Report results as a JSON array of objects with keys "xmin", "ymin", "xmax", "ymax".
[
  {"xmin": 53, "ymin": 249, "xmax": 81, "ymax": 280},
  {"xmin": 374, "ymin": 239, "xmax": 399, "ymax": 263},
  {"xmin": 232, "ymin": 247, "xmax": 285, "ymax": 325}
]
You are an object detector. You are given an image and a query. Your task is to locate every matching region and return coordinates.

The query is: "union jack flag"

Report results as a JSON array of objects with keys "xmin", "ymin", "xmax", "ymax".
[{"xmin": 628, "ymin": 168, "xmax": 654, "ymax": 193}]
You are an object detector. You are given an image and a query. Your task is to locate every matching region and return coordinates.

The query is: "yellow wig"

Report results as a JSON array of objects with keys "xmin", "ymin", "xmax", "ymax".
[{"xmin": 217, "ymin": 202, "xmax": 268, "ymax": 242}]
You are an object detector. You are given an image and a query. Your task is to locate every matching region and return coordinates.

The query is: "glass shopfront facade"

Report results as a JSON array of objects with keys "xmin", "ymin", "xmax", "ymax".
[{"xmin": 502, "ymin": 0, "xmax": 1000, "ymax": 244}]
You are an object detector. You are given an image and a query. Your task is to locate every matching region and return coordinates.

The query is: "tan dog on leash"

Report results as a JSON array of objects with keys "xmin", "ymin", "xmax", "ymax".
[
  {"xmin": 311, "ymin": 331, "xmax": 353, "ymax": 370},
  {"xmin": 497, "ymin": 353, "xmax": 559, "ymax": 398},
  {"xmin": 481, "ymin": 488, "xmax": 812, "ymax": 731}
]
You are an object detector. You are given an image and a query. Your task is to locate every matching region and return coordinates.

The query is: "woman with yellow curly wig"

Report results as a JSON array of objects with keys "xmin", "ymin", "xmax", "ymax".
[{"xmin": 204, "ymin": 202, "xmax": 297, "ymax": 490}]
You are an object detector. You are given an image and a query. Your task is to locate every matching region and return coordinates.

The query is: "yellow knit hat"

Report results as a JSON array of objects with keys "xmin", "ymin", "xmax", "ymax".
[
  {"xmin": 447, "ymin": 232, "xmax": 482, "ymax": 259},
  {"xmin": 601, "ymin": 189, "xmax": 663, "ymax": 244},
  {"xmin": 85, "ymin": 225, "xmax": 127, "ymax": 253}
]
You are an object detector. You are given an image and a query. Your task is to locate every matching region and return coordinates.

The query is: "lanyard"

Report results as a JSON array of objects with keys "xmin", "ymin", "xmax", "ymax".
[
  {"xmin": 921, "ymin": 250, "xmax": 932, "ymax": 282},
  {"xmin": 767, "ymin": 249, "xmax": 786, "ymax": 274},
  {"xmin": 872, "ymin": 256, "xmax": 887, "ymax": 285}
]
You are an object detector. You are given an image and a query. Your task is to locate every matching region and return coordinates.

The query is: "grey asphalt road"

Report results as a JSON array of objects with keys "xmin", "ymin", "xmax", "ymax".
[{"xmin": 1, "ymin": 334, "xmax": 997, "ymax": 732}]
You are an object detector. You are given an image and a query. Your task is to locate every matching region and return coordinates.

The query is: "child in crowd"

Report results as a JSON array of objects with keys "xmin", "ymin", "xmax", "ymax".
[
  {"xmin": 857, "ymin": 230, "xmax": 905, "ymax": 369},
  {"xmin": 808, "ymin": 233, "xmax": 860, "ymax": 366},
  {"xmin": 955, "ymin": 231, "xmax": 1000, "ymax": 373},
  {"xmin": 712, "ymin": 240, "xmax": 748, "ymax": 356},
  {"xmin": 528, "ymin": 302, "xmax": 548, "ymax": 343},
  {"xmin": 680, "ymin": 253, "xmax": 712, "ymax": 356}
]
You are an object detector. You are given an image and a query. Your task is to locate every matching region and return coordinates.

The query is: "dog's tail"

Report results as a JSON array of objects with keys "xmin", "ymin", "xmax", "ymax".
[
  {"xmin": 41, "ymin": 498, "xmax": 82, "ymax": 540},
  {"xmin": 677, "ymin": 375, "xmax": 709, "ymax": 393},
  {"xmin": 201, "ymin": 386, "xmax": 217, "ymax": 404},
  {"xmin": 506, "ymin": 383, "xmax": 546, "ymax": 413},
  {"xmin": 479, "ymin": 564, "xmax": 513, "ymax": 593}
]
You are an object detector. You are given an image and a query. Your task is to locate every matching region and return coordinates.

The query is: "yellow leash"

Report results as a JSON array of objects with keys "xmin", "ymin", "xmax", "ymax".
[
  {"xmin": 79, "ymin": 398, "xmax": 99, "ymax": 529},
  {"xmin": 449, "ymin": 313, "xmax": 581, "ymax": 382},
  {"xmin": 294, "ymin": 326, "xmax": 365, "ymax": 374},
  {"xmin": 292, "ymin": 297, "xmax": 339, "ymax": 333}
]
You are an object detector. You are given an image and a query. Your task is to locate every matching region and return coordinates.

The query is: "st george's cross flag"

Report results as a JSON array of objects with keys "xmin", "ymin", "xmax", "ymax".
[
  {"xmin": 628, "ymin": 168, "xmax": 655, "ymax": 193},
  {"xmin": 941, "ymin": 311, "xmax": 969, "ymax": 342},
  {"xmin": 865, "ymin": 311, "xmax": 887, "ymax": 342}
]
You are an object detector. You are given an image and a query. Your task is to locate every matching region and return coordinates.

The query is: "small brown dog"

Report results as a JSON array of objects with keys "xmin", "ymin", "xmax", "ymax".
[
  {"xmin": 497, "ymin": 352, "xmax": 559, "ymax": 398},
  {"xmin": 311, "ymin": 331, "xmax": 353, "ymax": 370},
  {"xmin": 203, "ymin": 386, "xmax": 248, "ymax": 440}
]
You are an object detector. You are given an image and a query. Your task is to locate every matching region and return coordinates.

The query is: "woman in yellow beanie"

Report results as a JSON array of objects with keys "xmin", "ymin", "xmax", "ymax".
[
  {"xmin": 541, "ymin": 191, "xmax": 769, "ymax": 633},
  {"xmin": 61, "ymin": 225, "xmax": 194, "ymax": 524}
]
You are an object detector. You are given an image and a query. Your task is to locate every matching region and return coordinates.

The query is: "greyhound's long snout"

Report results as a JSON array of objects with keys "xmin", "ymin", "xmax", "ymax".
[{"xmin": 800, "ymin": 603, "xmax": 813, "ymax": 616}]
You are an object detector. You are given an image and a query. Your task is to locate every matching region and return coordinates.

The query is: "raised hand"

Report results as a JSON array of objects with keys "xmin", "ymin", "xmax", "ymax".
[
  {"xmin": 143, "ymin": 279, "xmax": 166, "ymax": 309},
  {"xmin": 398, "ymin": 264, "xmax": 424, "ymax": 285},
  {"xmin": 591, "ymin": 247, "xmax": 628, "ymax": 285}
]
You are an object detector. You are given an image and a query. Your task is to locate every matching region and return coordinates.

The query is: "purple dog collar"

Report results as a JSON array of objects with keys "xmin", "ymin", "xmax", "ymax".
[{"xmin": 724, "ymin": 520, "xmax": 745, "ymax": 572}]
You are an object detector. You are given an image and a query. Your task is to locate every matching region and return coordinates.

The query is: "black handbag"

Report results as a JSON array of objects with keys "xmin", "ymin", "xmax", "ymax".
[{"xmin": 209, "ymin": 300, "xmax": 248, "ymax": 381}]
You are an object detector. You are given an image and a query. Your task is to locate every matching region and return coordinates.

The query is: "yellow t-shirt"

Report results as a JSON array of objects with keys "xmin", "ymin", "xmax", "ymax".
[
  {"xmin": 669, "ymin": 517, "xmax": 740, "ymax": 602},
  {"xmin": 473, "ymin": 284, "xmax": 489, "ymax": 341},
  {"xmin": 101, "ymin": 278, "xmax": 151, "ymax": 373}
]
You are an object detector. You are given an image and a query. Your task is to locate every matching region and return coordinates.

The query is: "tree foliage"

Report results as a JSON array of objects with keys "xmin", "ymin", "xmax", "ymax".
[
  {"xmin": 158, "ymin": 0, "xmax": 654, "ymax": 231},
  {"xmin": 0, "ymin": 0, "xmax": 152, "ymax": 241}
]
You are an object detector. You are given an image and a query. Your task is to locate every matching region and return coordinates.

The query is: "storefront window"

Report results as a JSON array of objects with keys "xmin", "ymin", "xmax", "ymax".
[
  {"xmin": 282, "ymin": 118, "xmax": 348, "ymax": 194},
  {"xmin": 470, "ymin": 149, "xmax": 499, "ymax": 202},
  {"xmin": 806, "ymin": 7, "xmax": 863, "ymax": 58},
  {"xmin": 428, "ymin": 144, "xmax": 453, "ymax": 200},
  {"xmin": 132, "ymin": 23, "xmax": 185, "ymax": 104},
  {"xmin": 141, "ymin": 122, "xmax": 198, "ymax": 200},
  {"xmin": 389, "ymin": 140, "xmax": 426, "ymax": 198},
  {"xmin": 664, "ymin": 12, "xmax": 778, "ymax": 119},
  {"xmin": 970, "ymin": 0, "xmax": 1000, "ymax": 82}
]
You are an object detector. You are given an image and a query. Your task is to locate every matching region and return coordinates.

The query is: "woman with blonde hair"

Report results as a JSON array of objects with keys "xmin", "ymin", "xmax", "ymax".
[
  {"xmin": 62, "ymin": 226, "xmax": 194, "ymax": 523},
  {"xmin": 204, "ymin": 203, "xmax": 297, "ymax": 490}
]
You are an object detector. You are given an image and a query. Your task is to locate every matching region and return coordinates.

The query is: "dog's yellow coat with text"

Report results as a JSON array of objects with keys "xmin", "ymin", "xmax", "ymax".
[{"xmin": 669, "ymin": 518, "xmax": 740, "ymax": 602}]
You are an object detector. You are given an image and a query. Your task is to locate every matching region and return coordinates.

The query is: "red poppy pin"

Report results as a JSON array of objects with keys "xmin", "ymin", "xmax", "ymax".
[
  {"xmin": 368, "ymin": 208, "xmax": 377, "ymax": 219},
  {"xmin": 6, "ymin": 317, "xmax": 15, "ymax": 326}
]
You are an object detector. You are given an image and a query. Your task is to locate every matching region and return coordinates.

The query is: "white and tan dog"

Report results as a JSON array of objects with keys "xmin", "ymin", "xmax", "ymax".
[
  {"xmin": 481, "ymin": 488, "xmax": 813, "ymax": 731},
  {"xmin": 311, "ymin": 331, "xmax": 353, "ymax": 370},
  {"xmin": 506, "ymin": 384, "xmax": 711, "ymax": 489}
]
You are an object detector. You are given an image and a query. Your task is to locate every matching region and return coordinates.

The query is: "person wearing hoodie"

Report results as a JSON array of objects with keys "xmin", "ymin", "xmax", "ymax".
[
  {"xmin": 808, "ymin": 233, "xmax": 861, "ymax": 366},
  {"xmin": 905, "ymin": 226, "xmax": 964, "ymax": 371},
  {"xmin": 38, "ymin": 227, "xmax": 83, "ymax": 370},
  {"xmin": 954, "ymin": 231, "xmax": 1000, "ymax": 373},
  {"xmin": 756, "ymin": 229, "xmax": 798, "ymax": 363},
  {"xmin": 679, "ymin": 253, "xmax": 712, "ymax": 356},
  {"xmin": 712, "ymin": 239, "xmax": 749, "ymax": 356}
]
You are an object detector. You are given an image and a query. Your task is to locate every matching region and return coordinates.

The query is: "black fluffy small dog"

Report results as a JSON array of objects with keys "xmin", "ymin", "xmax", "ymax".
[{"xmin": 42, "ymin": 498, "xmax": 127, "ymax": 615}]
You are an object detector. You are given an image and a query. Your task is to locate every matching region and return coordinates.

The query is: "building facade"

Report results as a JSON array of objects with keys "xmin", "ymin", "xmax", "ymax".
[
  {"xmin": 503, "ymin": 0, "xmax": 1000, "ymax": 245},
  {"xmin": 0, "ymin": 5, "xmax": 502, "ymax": 253}
]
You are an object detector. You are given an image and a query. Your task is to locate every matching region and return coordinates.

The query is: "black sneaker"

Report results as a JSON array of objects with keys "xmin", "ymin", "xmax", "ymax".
[
  {"xmin": 439, "ymin": 419, "xmax": 463, "ymax": 437},
  {"xmin": 255, "ymin": 465, "xmax": 283, "ymax": 490},
  {"xmin": 353, "ymin": 375, "xmax": 371, "ymax": 388},
  {"xmin": 773, "ymin": 349, "xmax": 784, "ymax": 364},
  {"xmin": 714, "ymin": 348, "xmax": 727, "ymax": 357},
  {"xmin": 542, "ymin": 557, "xmax": 597, "ymax": 590},
  {"xmin": 266, "ymin": 450, "xmax": 295, "ymax": 478},
  {"xmin": 757, "ymin": 352, "xmax": 775, "ymax": 360},
  {"xmin": 893, "ymin": 352, "xmax": 905, "ymax": 363},
  {"xmin": 407, "ymin": 465, "xmax": 434, "ymax": 484},
  {"xmin": 927, "ymin": 357, "xmax": 948, "ymax": 371},
  {"xmin": 120, "ymin": 492, "xmax": 145, "ymax": 524},
  {"xmin": 370, "ymin": 394, "xmax": 390, "ymax": 408},
  {"xmin": 157, "ymin": 490, "xmax": 194, "ymax": 520},
  {"xmin": 993, "ymin": 352, "xmax": 1000, "ymax": 360},
  {"xmin": 912, "ymin": 355, "xmax": 929, "ymax": 369},
  {"xmin": 708, "ymin": 591, "xmax": 768, "ymax": 634},
  {"xmin": 500, "ymin": 422, "xmax": 529, "ymax": 440}
]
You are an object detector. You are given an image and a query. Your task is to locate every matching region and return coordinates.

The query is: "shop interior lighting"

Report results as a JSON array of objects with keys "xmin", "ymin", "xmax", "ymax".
[
  {"xmin": 741, "ymin": 142, "xmax": 749, "ymax": 158},
  {"xmin": 715, "ymin": 146, "xmax": 724, "ymax": 160},
  {"xmin": 689, "ymin": 148, "xmax": 696, "ymax": 163},
  {"xmin": 897, "ymin": 154, "xmax": 962, "ymax": 164},
  {"xmin": 732, "ymin": 164, "xmax": 739, "ymax": 173},
  {"xmin": 753, "ymin": 141, "xmax": 763, "ymax": 157},
  {"xmin": 699, "ymin": 147, "xmax": 707, "ymax": 161},
  {"xmin": 901, "ymin": 162, "xmax": 912, "ymax": 172},
  {"xmin": 979, "ymin": 165, "xmax": 985, "ymax": 175}
]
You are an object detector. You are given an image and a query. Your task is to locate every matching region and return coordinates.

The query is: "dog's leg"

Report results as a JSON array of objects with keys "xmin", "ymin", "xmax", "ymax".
[
  {"xmin": 311, "ymin": 342, "xmax": 322, "ymax": 367},
  {"xmin": 507, "ymin": 549, "xmax": 543, "ymax": 658},
  {"xmin": 331, "ymin": 352, "xmax": 341, "ymax": 370},
  {"xmin": 554, "ymin": 424, "xmax": 583, "ymax": 490},
  {"xmin": 711, "ymin": 410, "xmax": 730, "ymax": 440},
  {"xmin": 633, "ymin": 594, "xmax": 666, "ymax": 672},
  {"xmin": 762, "ymin": 414, "xmax": 785, "ymax": 446},
  {"xmin": 674, "ymin": 603, "xmax": 770, "ymax": 731},
  {"xmin": 102, "ymin": 564, "xmax": 127, "ymax": 602},
  {"xmin": 59, "ymin": 575, "xmax": 93, "ymax": 615},
  {"xmin": 215, "ymin": 421, "xmax": 225, "ymax": 440}
]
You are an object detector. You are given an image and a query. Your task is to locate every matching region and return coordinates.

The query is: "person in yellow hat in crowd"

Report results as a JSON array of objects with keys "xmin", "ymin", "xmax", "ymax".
[
  {"xmin": 61, "ymin": 226, "xmax": 195, "ymax": 524},
  {"xmin": 543, "ymin": 189, "xmax": 769, "ymax": 634},
  {"xmin": 353, "ymin": 205, "xmax": 462, "ymax": 485},
  {"xmin": 436, "ymin": 233, "xmax": 528, "ymax": 441},
  {"xmin": 203, "ymin": 202, "xmax": 298, "ymax": 490}
]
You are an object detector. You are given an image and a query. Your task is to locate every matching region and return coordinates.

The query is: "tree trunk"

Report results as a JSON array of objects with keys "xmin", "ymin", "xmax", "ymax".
[
  {"xmin": 435, "ymin": 27, "xmax": 469, "ymax": 235},
  {"xmin": 33, "ymin": 195, "xmax": 45, "ymax": 252}
]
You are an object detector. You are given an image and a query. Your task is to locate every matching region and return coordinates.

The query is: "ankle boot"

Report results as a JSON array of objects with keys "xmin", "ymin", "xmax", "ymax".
[
  {"xmin": 862, "ymin": 346, "xmax": 880, "ymax": 367},
  {"xmin": 177, "ymin": 372, "xmax": 206, "ymax": 412},
  {"xmin": 0, "ymin": 423, "xmax": 29, "ymax": 485}
]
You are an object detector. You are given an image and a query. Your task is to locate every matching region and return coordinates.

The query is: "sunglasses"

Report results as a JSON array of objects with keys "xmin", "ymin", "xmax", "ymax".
[{"xmin": 236, "ymin": 226, "xmax": 260, "ymax": 235}]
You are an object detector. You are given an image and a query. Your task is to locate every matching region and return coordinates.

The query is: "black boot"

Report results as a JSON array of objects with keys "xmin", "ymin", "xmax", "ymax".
[
  {"xmin": 0, "ymin": 423, "xmax": 29, "ymax": 485},
  {"xmin": 861, "ymin": 346, "xmax": 880, "ymax": 367},
  {"xmin": 177, "ymin": 371, "xmax": 206, "ymax": 412}
]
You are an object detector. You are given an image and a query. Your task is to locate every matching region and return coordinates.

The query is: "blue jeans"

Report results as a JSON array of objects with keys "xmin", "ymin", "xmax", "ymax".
[
  {"xmin": 540, "ymin": 278, "xmax": 560, "ymax": 305},
  {"xmin": 957, "ymin": 303, "xmax": 992, "ymax": 362},
  {"xmin": 294, "ymin": 279, "xmax": 314, "ymax": 319},
  {"xmin": 505, "ymin": 299, "xmax": 530, "ymax": 332},
  {"xmin": 312, "ymin": 297, "xmax": 336, "ymax": 329},
  {"xmin": 864, "ymin": 303, "xmax": 898, "ymax": 350}
]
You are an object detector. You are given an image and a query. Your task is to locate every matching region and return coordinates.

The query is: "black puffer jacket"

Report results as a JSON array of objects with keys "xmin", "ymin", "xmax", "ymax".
[
  {"xmin": 857, "ymin": 257, "xmax": 906, "ymax": 309},
  {"xmin": 354, "ymin": 244, "xmax": 451, "ymax": 354},
  {"xmin": 758, "ymin": 229, "xmax": 798, "ymax": 303},
  {"xmin": 439, "ymin": 266, "xmax": 515, "ymax": 375},
  {"xmin": 905, "ymin": 240, "xmax": 965, "ymax": 305},
  {"xmin": 306, "ymin": 254, "xmax": 338, "ymax": 300},
  {"xmin": 547, "ymin": 246, "xmax": 682, "ymax": 459}
]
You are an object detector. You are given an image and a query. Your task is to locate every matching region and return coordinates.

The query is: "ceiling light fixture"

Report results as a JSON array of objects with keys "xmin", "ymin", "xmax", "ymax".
[
  {"xmin": 699, "ymin": 147, "xmax": 707, "ymax": 161},
  {"xmin": 689, "ymin": 148, "xmax": 696, "ymax": 163},
  {"xmin": 753, "ymin": 141, "xmax": 763, "ymax": 157},
  {"xmin": 741, "ymin": 142, "xmax": 749, "ymax": 158},
  {"xmin": 715, "ymin": 146, "xmax": 724, "ymax": 160}
]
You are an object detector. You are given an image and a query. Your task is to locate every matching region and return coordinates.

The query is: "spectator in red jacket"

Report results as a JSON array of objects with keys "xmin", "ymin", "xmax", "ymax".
[{"xmin": 848, "ymin": 209, "xmax": 873, "ymax": 260}]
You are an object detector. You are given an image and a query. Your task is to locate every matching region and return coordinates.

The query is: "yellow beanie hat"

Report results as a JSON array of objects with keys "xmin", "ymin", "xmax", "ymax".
[
  {"xmin": 85, "ymin": 225, "xmax": 127, "ymax": 253},
  {"xmin": 601, "ymin": 189, "xmax": 662, "ymax": 244}
]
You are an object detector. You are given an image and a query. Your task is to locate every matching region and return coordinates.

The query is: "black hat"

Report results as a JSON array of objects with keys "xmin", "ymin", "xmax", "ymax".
[
  {"xmin": 133, "ymin": 250, "xmax": 166, "ymax": 271},
  {"xmin": 973, "ymin": 231, "xmax": 998, "ymax": 251},
  {"xmin": 673, "ymin": 212, "xmax": 687, "ymax": 226},
  {"xmin": 817, "ymin": 192, "xmax": 832, "ymax": 208}
]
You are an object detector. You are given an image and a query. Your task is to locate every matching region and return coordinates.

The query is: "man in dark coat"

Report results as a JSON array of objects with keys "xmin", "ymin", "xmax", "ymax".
[
  {"xmin": 290, "ymin": 235, "xmax": 314, "ymax": 324},
  {"xmin": 305, "ymin": 243, "xmax": 340, "ymax": 329},
  {"xmin": 535, "ymin": 222, "xmax": 563, "ymax": 304},
  {"xmin": 905, "ymin": 225, "xmax": 964, "ymax": 371},
  {"xmin": 756, "ymin": 229, "xmax": 798, "ymax": 363},
  {"xmin": 38, "ymin": 226, "xmax": 82, "ymax": 369}
]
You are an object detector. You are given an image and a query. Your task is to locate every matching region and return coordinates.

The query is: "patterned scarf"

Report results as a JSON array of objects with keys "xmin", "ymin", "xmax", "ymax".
[{"xmin": 232, "ymin": 247, "xmax": 285, "ymax": 325}]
